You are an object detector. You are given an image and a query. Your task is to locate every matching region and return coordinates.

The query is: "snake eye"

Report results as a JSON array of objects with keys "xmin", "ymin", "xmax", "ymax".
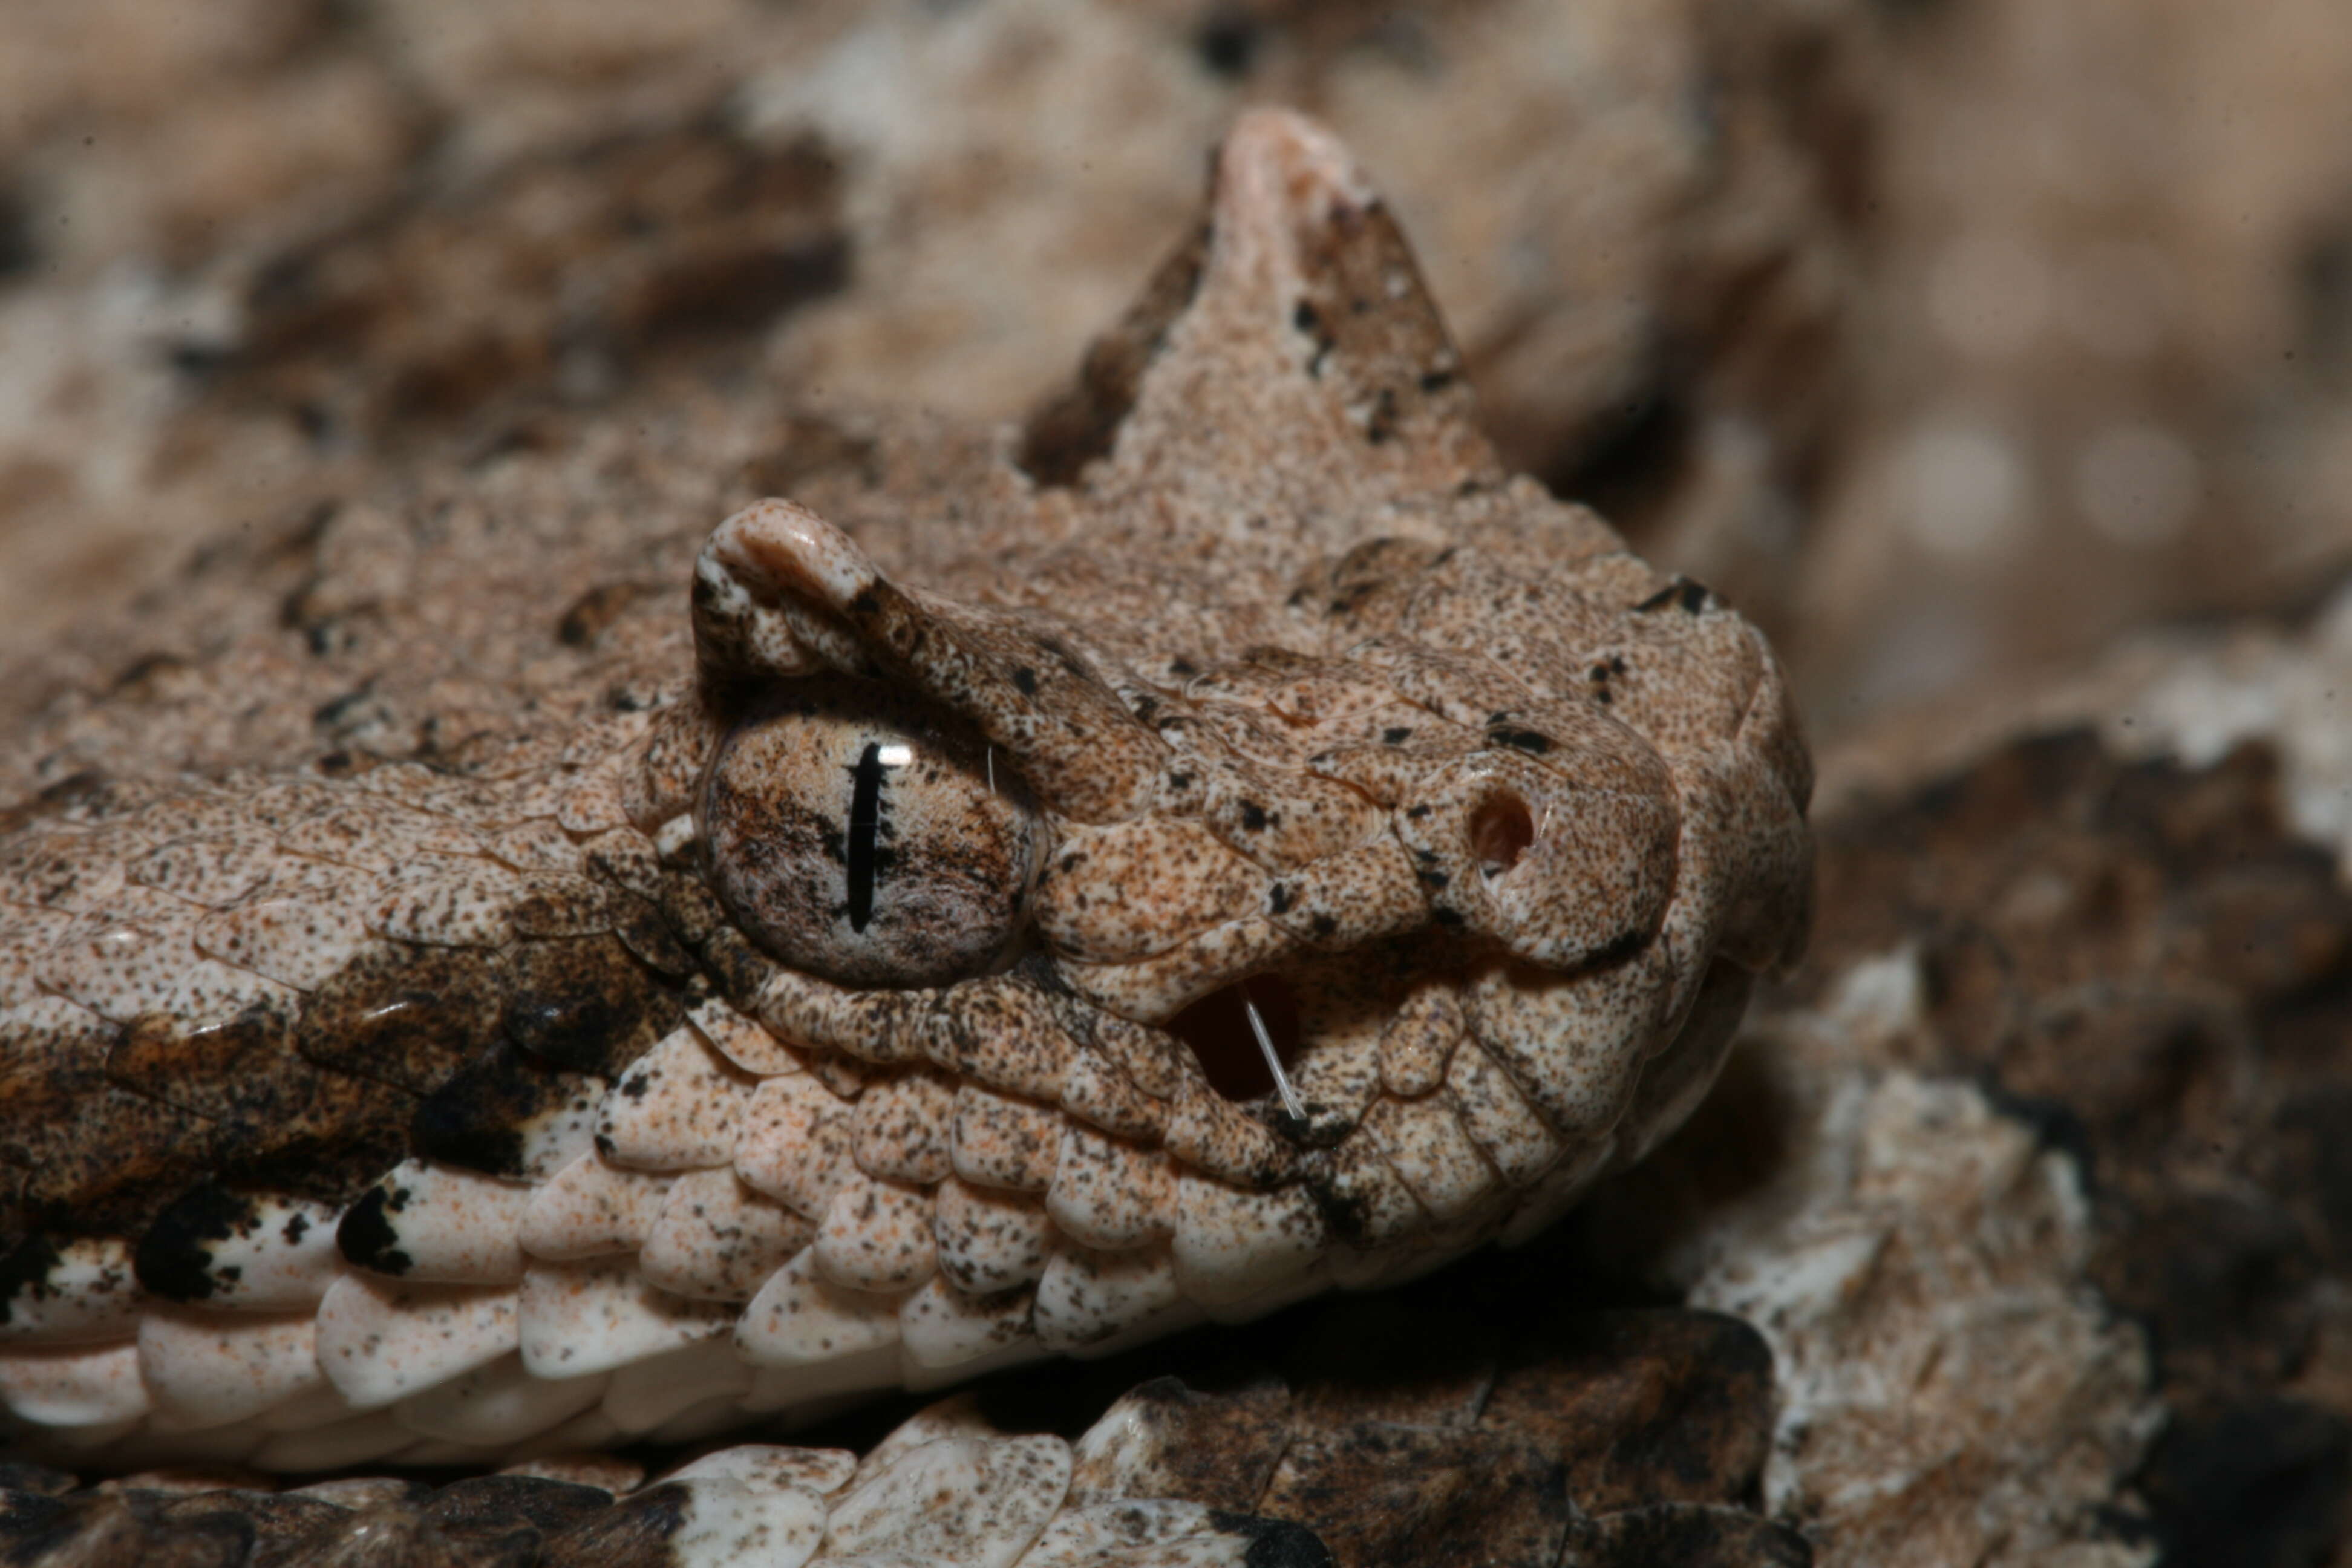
[{"xmin": 699, "ymin": 678, "xmax": 1042, "ymax": 989}]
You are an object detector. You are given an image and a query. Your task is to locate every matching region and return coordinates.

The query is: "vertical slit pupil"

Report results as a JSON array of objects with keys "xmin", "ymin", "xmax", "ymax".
[{"xmin": 846, "ymin": 741, "xmax": 886, "ymax": 932}]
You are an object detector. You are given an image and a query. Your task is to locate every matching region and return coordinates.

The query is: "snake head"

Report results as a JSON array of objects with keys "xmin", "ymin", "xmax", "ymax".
[
  {"xmin": 655, "ymin": 108, "xmax": 1812, "ymax": 1320},
  {"xmin": 0, "ymin": 111, "xmax": 1808, "ymax": 1466}
]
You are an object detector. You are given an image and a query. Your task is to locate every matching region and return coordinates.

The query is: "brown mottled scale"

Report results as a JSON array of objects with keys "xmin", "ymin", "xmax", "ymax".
[{"xmin": 0, "ymin": 112, "xmax": 1808, "ymax": 1465}]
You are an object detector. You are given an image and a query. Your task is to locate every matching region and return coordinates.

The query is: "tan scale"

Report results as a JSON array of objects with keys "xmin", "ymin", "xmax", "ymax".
[
  {"xmin": 639, "ymin": 1167, "xmax": 814, "ymax": 1302},
  {"xmin": 596, "ymin": 1024, "xmax": 757, "ymax": 1172}
]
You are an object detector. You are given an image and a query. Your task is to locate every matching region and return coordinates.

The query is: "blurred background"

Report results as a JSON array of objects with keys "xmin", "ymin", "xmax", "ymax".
[{"xmin": 3, "ymin": 0, "xmax": 2350, "ymax": 745}]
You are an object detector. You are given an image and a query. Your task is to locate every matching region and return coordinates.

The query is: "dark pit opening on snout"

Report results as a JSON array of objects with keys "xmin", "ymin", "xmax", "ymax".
[
  {"xmin": 1472, "ymin": 790, "xmax": 1535, "ymax": 875},
  {"xmin": 1168, "ymin": 972, "xmax": 1301, "ymax": 1103}
]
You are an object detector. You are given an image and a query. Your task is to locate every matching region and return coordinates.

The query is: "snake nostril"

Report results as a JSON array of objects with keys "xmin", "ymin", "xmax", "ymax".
[
  {"xmin": 1168, "ymin": 973, "xmax": 1301, "ymax": 1102},
  {"xmin": 1472, "ymin": 791, "xmax": 1535, "ymax": 875}
]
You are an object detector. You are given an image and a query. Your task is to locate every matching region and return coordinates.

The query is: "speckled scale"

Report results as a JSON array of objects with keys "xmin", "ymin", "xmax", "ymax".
[
  {"xmin": 1305, "ymin": 1138, "xmax": 1427, "ymax": 1253},
  {"xmin": 408, "ymin": 1043, "xmax": 606, "ymax": 1181},
  {"xmin": 949, "ymin": 1085, "xmax": 1067, "ymax": 1194},
  {"xmin": 314, "ymin": 1275, "xmax": 520, "ymax": 1410},
  {"xmin": 131, "ymin": 1186, "xmax": 342, "ymax": 1310},
  {"xmin": 813, "ymin": 1175, "xmax": 938, "ymax": 1293},
  {"xmin": 516, "ymin": 1259, "xmax": 733, "ymax": 1381},
  {"xmin": 1078, "ymin": 1013, "xmax": 1189, "ymax": 1103},
  {"xmin": 748, "ymin": 963, "xmax": 928, "ymax": 1068},
  {"xmin": 358, "ymin": 763, "xmax": 526, "ymax": 828},
  {"xmin": 194, "ymin": 897, "xmax": 374, "ymax": 991},
  {"xmin": 687, "ymin": 993, "xmax": 805, "ymax": 1077},
  {"xmin": 641, "ymin": 1168, "xmax": 814, "ymax": 1301},
  {"xmin": 932, "ymin": 1178, "xmax": 1055, "ymax": 1296},
  {"xmin": 596, "ymin": 1024, "xmax": 756, "ymax": 1172},
  {"xmin": 1159, "ymin": 1080, "xmax": 1295, "ymax": 1191},
  {"xmin": 840, "ymin": 1067, "xmax": 953, "ymax": 1186},
  {"xmin": 1264, "ymin": 840, "xmax": 1426, "ymax": 952},
  {"xmin": 274, "ymin": 800, "xmax": 482, "ymax": 877},
  {"xmin": 918, "ymin": 977, "xmax": 1076, "ymax": 1105},
  {"xmin": 125, "ymin": 832, "xmax": 280, "ymax": 909},
  {"xmin": 1034, "ymin": 1244, "xmax": 1192, "ymax": 1356},
  {"xmin": 1057, "ymin": 914, "xmax": 1296, "ymax": 1027},
  {"xmin": 1058, "ymin": 1045, "xmax": 1168, "ymax": 1143},
  {"xmin": 1282, "ymin": 965, "xmax": 1391, "ymax": 1125},
  {"xmin": 1359, "ymin": 1094, "xmax": 1496, "ymax": 1225},
  {"xmin": 1377, "ymin": 984, "xmax": 1462, "ymax": 1098},
  {"xmin": 338, "ymin": 1160, "xmax": 532, "ymax": 1284},
  {"xmin": 1048, "ymin": 1124, "xmax": 1175, "ymax": 1252},
  {"xmin": 624, "ymin": 696, "xmax": 723, "ymax": 833},
  {"xmin": 1169, "ymin": 1175, "xmax": 1330, "ymax": 1313},
  {"xmin": 1199, "ymin": 760, "xmax": 1382, "ymax": 874},
  {"xmin": 0, "ymin": 907, "xmax": 76, "ymax": 1008},
  {"xmin": 7, "ymin": 836, "xmax": 139, "ymax": 922},
  {"xmin": 734, "ymin": 1073, "xmax": 861, "ymax": 1220},
  {"xmin": 737, "ymin": 1250, "xmax": 904, "ymax": 1369},
  {"xmin": 1460, "ymin": 949, "xmax": 1673, "ymax": 1144},
  {"xmin": 39, "ymin": 919, "xmax": 281, "ymax": 1031},
  {"xmin": 819, "ymin": 1428, "xmax": 1071, "ymax": 1566},
  {"xmin": 482, "ymin": 818, "xmax": 584, "ymax": 875},
  {"xmin": 517, "ymin": 1152, "xmax": 672, "ymax": 1260},
  {"xmin": 1034, "ymin": 818, "xmax": 1263, "ymax": 965},
  {"xmin": 897, "ymin": 1275, "xmax": 1036, "ymax": 1373},
  {"xmin": 367, "ymin": 855, "xmax": 531, "ymax": 947},
  {"xmin": 136, "ymin": 1308, "xmax": 324, "ymax": 1431},
  {"xmin": 1443, "ymin": 1039, "xmax": 1563, "ymax": 1188},
  {"xmin": 1183, "ymin": 645, "xmax": 1400, "ymax": 732},
  {"xmin": 292, "ymin": 941, "xmax": 504, "ymax": 1094}
]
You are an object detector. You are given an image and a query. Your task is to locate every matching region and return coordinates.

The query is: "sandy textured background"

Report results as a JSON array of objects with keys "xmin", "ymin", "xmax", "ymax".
[{"xmin": 6, "ymin": 0, "xmax": 2351, "ymax": 737}]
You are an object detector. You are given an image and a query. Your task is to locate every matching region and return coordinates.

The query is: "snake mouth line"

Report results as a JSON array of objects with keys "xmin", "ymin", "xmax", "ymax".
[{"xmin": 1166, "ymin": 972, "xmax": 1302, "ymax": 1106}]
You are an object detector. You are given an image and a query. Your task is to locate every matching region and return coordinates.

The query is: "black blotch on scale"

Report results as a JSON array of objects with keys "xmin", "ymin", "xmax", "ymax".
[
  {"xmin": 134, "ymin": 1184, "xmax": 261, "ymax": 1302},
  {"xmin": 0, "ymin": 1238, "xmax": 62, "ymax": 1328},
  {"xmin": 335, "ymin": 1185, "xmax": 413, "ymax": 1277},
  {"xmin": 411, "ymin": 1043, "xmax": 590, "ymax": 1179}
]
